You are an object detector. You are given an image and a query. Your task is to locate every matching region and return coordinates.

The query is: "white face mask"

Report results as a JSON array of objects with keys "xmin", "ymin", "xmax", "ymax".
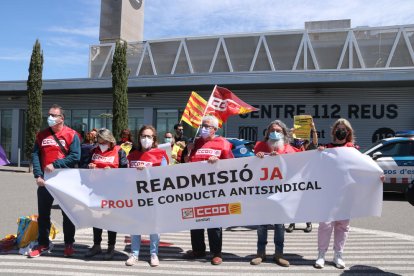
[
  {"xmin": 47, "ymin": 116, "xmax": 58, "ymax": 127},
  {"xmin": 200, "ymin": 127, "xmax": 210, "ymax": 139},
  {"xmin": 99, "ymin": 144, "xmax": 109, "ymax": 152},
  {"xmin": 140, "ymin": 137, "xmax": 153, "ymax": 149}
]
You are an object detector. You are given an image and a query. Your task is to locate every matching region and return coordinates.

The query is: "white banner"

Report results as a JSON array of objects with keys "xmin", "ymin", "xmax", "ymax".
[{"xmin": 45, "ymin": 148, "xmax": 383, "ymax": 235}]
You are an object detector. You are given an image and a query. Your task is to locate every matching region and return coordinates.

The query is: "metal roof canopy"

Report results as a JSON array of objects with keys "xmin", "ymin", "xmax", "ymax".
[{"xmin": 89, "ymin": 24, "xmax": 414, "ymax": 79}]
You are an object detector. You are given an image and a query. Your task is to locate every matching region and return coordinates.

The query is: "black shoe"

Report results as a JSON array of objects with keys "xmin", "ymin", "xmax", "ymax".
[
  {"xmin": 85, "ymin": 244, "xmax": 102, "ymax": 258},
  {"xmin": 304, "ymin": 223, "xmax": 312, "ymax": 233},
  {"xmin": 182, "ymin": 250, "xmax": 206, "ymax": 259},
  {"xmin": 285, "ymin": 223, "xmax": 295, "ymax": 233},
  {"xmin": 104, "ymin": 245, "xmax": 115, "ymax": 260}
]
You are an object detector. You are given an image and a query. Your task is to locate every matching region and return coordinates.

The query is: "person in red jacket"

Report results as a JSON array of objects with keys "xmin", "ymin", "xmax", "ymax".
[
  {"xmin": 83, "ymin": 128, "xmax": 128, "ymax": 260},
  {"xmin": 314, "ymin": 118, "xmax": 356, "ymax": 269},
  {"xmin": 183, "ymin": 115, "xmax": 234, "ymax": 265},
  {"xmin": 30, "ymin": 104, "xmax": 81, "ymax": 258},
  {"xmin": 250, "ymin": 120, "xmax": 299, "ymax": 267},
  {"xmin": 125, "ymin": 125, "xmax": 168, "ymax": 267}
]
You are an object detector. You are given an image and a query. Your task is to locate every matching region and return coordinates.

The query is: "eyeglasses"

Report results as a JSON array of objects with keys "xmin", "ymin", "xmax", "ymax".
[
  {"xmin": 48, "ymin": 113, "xmax": 61, "ymax": 118},
  {"xmin": 140, "ymin": 135, "xmax": 153, "ymax": 139},
  {"xmin": 201, "ymin": 124, "xmax": 214, "ymax": 129}
]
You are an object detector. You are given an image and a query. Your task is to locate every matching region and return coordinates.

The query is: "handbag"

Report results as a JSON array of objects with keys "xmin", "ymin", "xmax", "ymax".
[{"xmin": 16, "ymin": 215, "xmax": 38, "ymax": 248}]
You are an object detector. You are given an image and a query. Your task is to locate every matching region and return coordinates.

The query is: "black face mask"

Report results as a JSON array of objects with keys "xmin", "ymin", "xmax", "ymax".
[{"xmin": 335, "ymin": 129, "xmax": 347, "ymax": 140}]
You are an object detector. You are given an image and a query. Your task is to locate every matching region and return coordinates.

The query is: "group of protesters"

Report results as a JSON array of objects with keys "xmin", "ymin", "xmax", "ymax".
[{"xmin": 30, "ymin": 103, "xmax": 360, "ymax": 269}]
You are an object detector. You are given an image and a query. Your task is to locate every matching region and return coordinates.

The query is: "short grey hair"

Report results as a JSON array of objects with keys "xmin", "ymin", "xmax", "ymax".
[
  {"xmin": 265, "ymin": 120, "xmax": 290, "ymax": 144},
  {"xmin": 202, "ymin": 115, "xmax": 219, "ymax": 129},
  {"xmin": 96, "ymin": 128, "xmax": 116, "ymax": 148}
]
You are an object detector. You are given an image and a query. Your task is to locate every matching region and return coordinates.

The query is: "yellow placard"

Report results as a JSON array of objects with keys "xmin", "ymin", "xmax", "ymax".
[{"xmin": 293, "ymin": 115, "xmax": 313, "ymax": 139}]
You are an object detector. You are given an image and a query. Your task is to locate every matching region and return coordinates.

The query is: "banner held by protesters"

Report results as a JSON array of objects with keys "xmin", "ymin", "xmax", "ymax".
[{"xmin": 45, "ymin": 147, "xmax": 383, "ymax": 235}]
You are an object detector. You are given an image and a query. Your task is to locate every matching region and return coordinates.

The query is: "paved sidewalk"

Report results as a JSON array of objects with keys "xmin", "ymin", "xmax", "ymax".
[{"xmin": 0, "ymin": 165, "xmax": 29, "ymax": 173}]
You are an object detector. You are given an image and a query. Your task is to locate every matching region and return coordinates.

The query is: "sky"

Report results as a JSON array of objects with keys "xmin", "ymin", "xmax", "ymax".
[{"xmin": 0, "ymin": 0, "xmax": 413, "ymax": 81}]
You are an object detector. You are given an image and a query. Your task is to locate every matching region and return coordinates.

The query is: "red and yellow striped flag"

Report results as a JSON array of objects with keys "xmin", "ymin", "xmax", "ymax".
[{"xmin": 180, "ymin": 91, "xmax": 207, "ymax": 128}]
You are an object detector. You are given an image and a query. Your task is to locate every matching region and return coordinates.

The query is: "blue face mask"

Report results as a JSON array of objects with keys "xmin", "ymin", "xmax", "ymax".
[
  {"xmin": 164, "ymin": 138, "xmax": 172, "ymax": 144},
  {"xmin": 269, "ymin": 131, "xmax": 283, "ymax": 141},
  {"xmin": 47, "ymin": 116, "xmax": 58, "ymax": 127}
]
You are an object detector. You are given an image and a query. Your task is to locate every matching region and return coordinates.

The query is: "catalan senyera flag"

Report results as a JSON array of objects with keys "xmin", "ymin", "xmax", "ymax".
[
  {"xmin": 180, "ymin": 91, "xmax": 207, "ymax": 128},
  {"xmin": 205, "ymin": 86, "xmax": 258, "ymax": 127}
]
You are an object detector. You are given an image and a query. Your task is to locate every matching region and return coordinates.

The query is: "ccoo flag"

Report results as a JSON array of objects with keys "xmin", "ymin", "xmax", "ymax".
[
  {"xmin": 180, "ymin": 91, "xmax": 207, "ymax": 128},
  {"xmin": 205, "ymin": 86, "xmax": 258, "ymax": 127}
]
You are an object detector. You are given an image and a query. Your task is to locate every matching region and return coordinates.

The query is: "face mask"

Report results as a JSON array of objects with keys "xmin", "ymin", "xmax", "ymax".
[
  {"xmin": 293, "ymin": 139, "xmax": 305, "ymax": 148},
  {"xmin": 140, "ymin": 138, "xmax": 153, "ymax": 149},
  {"xmin": 269, "ymin": 131, "xmax": 283, "ymax": 141},
  {"xmin": 335, "ymin": 129, "xmax": 347, "ymax": 140},
  {"xmin": 121, "ymin": 137, "xmax": 129, "ymax": 143},
  {"xmin": 200, "ymin": 127, "xmax": 210, "ymax": 139},
  {"xmin": 99, "ymin": 144, "xmax": 109, "ymax": 152},
  {"xmin": 47, "ymin": 116, "xmax": 58, "ymax": 127},
  {"xmin": 164, "ymin": 138, "xmax": 172, "ymax": 144}
]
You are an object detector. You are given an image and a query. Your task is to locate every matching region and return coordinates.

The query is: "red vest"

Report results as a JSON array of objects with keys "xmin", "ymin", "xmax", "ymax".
[
  {"xmin": 90, "ymin": 146, "xmax": 120, "ymax": 168},
  {"xmin": 254, "ymin": 141, "xmax": 299, "ymax": 154},
  {"xmin": 127, "ymin": 148, "xmax": 168, "ymax": 168},
  {"xmin": 189, "ymin": 136, "xmax": 234, "ymax": 162},
  {"xmin": 36, "ymin": 126, "xmax": 77, "ymax": 170}
]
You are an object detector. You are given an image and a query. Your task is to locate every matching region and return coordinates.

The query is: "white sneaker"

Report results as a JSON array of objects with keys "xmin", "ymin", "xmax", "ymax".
[
  {"xmin": 314, "ymin": 251, "xmax": 325, "ymax": 269},
  {"xmin": 125, "ymin": 254, "xmax": 138, "ymax": 266},
  {"xmin": 333, "ymin": 251, "xmax": 346, "ymax": 269},
  {"xmin": 150, "ymin": 253, "xmax": 159, "ymax": 267}
]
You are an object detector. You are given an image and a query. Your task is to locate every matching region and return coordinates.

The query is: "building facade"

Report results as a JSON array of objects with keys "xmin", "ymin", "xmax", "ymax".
[{"xmin": 1, "ymin": 20, "xmax": 414, "ymax": 163}]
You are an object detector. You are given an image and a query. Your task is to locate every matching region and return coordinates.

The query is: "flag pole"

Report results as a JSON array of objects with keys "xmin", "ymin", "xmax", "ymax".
[
  {"xmin": 193, "ymin": 85, "xmax": 217, "ymax": 140},
  {"xmin": 186, "ymin": 85, "xmax": 217, "ymax": 161}
]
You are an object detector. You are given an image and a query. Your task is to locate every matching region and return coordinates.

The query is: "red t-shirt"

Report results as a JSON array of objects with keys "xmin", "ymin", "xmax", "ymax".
[
  {"xmin": 326, "ymin": 142, "xmax": 356, "ymax": 148},
  {"xmin": 254, "ymin": 141, "xmax": 300, "ymax": 155},
  {"xmin": 189, "ymin": 136, "xmax": 234, "ymax": 162}
]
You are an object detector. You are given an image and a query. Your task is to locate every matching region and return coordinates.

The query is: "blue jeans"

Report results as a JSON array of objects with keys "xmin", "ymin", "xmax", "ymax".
[
  {"xmin": 257, "ymin": 224, "xmax": 285, "ymax": 254},
  {"xmin": 131, "ymin": 234, "xmax": 160, "ymax": 256}
]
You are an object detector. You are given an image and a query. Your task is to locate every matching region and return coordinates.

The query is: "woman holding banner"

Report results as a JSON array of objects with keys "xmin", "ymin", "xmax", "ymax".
[
  {"xmin": 84, "ymin": 128, "xmax": 128, "ymax": 260},
  {"xmin": 125, "ymin": 125, "xmax": 169, "ymax": 267},
  {"xmin": 250, "ymin": 120, "xmax": 299, "ymax": 267},
  {"xmin": 314, "ymin": 118, "xmax": 356, "ymax": 269}
]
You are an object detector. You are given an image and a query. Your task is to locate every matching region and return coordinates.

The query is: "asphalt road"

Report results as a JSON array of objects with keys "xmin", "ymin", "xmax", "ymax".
[
  {"xmin": 1, "ymin": 169, "xmax": 414, "ymax": 275},
  {"xmin": 1, "ymin": 170, "xmax": 413, "ymax": 238}
]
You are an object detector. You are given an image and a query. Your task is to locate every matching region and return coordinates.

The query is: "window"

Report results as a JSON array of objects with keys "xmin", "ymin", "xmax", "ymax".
[
  {"xmin": 128, "ymin": 109, "xmax": 144, "ymax": 142},
  {"xmin": 71, "ymin": 110, "xmax": 89, "ymax": 139},
  {"xmin": 0, "ymin": 110, "xmax": 12, "ymax": 160},
  {"xmin": 156, "ymin": 109, "xmax": 179, "ymax": 139},
  {"xmin": 378, "ymin": 141, "xmax": 414, "ymax": 157}
]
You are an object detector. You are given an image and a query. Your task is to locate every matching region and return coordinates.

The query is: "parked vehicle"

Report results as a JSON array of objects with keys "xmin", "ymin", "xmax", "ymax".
[
  {"xmin": 226, "ymin": 138, "xmax": 255, "ymax": 158},
  {"xmin": 364, "ymin": 130, "xmax": 414, "ymax": 193}
]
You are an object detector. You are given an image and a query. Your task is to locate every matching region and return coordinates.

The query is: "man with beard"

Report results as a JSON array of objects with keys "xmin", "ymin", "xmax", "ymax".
[{"xmin": 250, "ymin": 120, "xmax": 299, "ymax": 267}]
